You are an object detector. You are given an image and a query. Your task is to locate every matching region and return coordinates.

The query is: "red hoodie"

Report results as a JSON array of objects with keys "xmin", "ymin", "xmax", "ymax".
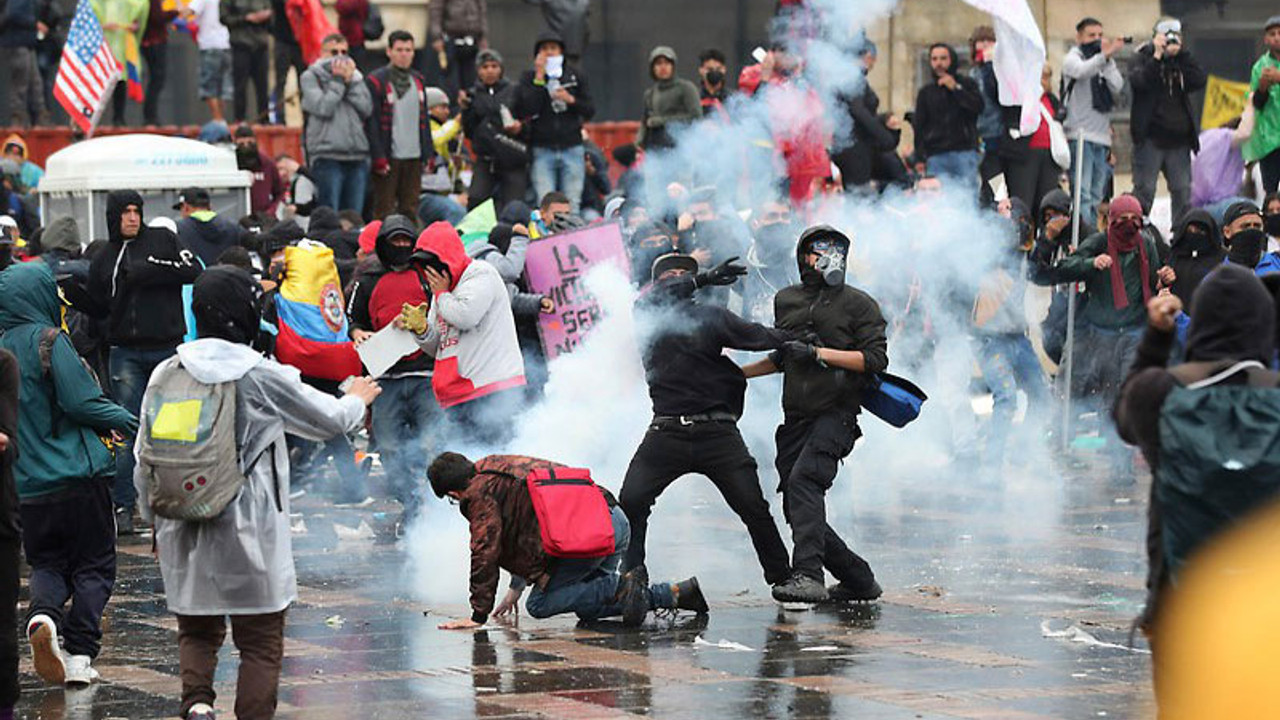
[{"xmin": 412, "ymin": 223, "xmax": 525, "ymax": 408}]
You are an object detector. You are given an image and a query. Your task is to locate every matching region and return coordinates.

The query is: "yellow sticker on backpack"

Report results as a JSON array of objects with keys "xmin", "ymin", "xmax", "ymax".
[{"xmin": 151, "ymin": 400, "xmax": 203, "ymax": 443}]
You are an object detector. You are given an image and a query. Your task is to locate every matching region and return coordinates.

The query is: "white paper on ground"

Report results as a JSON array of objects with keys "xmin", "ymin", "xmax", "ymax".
[
  {"xmin": 693, "ymin": 635, "xmax": 755, "ymax": 652},
  {"xmin": 356, "ymin": 326, "xmax": 420, "ymax": 378},
  {"xmin": 1040, "ymin": 619, "xmax": 1150, "ymax": 654}
]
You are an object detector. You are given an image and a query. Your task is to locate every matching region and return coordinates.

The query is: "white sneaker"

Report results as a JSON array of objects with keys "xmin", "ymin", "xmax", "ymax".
[
  {"xmin": 27, "ymin": 614, "xmax": 66, "ymax": 685},
  {"xmin": 64, "ymin": 654, "xmax": 100, "ymax": 686},
  {"xmin": 187, "ymin": 702, "xmax": 217, "ymax": 719}
]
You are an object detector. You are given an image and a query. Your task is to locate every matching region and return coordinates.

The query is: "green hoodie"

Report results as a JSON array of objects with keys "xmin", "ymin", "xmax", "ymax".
[{"xmin": 0, "ymin": 263, "xmax": 137, "ymax": 500}]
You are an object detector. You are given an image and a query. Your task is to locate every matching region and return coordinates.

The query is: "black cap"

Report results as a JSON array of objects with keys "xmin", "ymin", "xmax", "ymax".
[
  {"xmin": 1222, "ymin": 200, "xmax": 1262, "ymax": 229},
  {"xmin": 173, "ymin": 187, "xmax": 211, "ymax": 210}
]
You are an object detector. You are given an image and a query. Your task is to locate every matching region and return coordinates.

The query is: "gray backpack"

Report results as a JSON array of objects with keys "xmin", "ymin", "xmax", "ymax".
[{"xmin": 137, "ymin": 362, "xmax": 247, "ymax": 521}]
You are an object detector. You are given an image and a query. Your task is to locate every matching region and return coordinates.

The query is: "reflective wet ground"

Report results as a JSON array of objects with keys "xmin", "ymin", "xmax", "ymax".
[{"xmin": 15, "ymin": 443, "xmax": 1155, "ymax": 719}]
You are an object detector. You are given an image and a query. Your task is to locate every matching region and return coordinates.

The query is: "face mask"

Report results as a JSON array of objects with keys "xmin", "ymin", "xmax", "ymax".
[
  {"xmin": 705, "ymin": 68, "xmax": 725, "ymax": 86},
  {"xmin": 1080, "ymin": 40, "xmax": 1103, "ymax": 58},
  {"xmin": 379, "ymin": 239, "xmax": 414, "ymax": 270},
  {"xmin": 236, "ymin": 144, "xmax": 260, "ymax": 170},
  {"xmin": 1266, "ymin": 214, "xmax": 1280, "ymax": 237},
  {"xmin": 1228, "ymin": 228, "xmax": 1267, "ymax": 268},
  {"xmin": 754, "ymin": 223, "xmax": 795, "ymax": 264},
  {"xmin": 1181, "ymin": 230, "xmax": 1215, "ymax": 254}
]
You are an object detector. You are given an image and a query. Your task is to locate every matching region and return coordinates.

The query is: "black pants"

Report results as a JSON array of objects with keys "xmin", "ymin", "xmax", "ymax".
[
  {"xmin": 233, "ymin": 42, "xmax": 270, "ymax": 123},
  {"xmin": 775, "ymin": 411, "xmax": 874, "ymax": 587},
  {"xmin": 1261, "ymin": 146, "xmax": 1280, "ymax": 196},
  {"xmin": 0, "ymin": 537, "xmax": 18, "ymax": 710},
  {"xmin": 110, "ymin": 82, "xmax": 127, "ymax": 125},
  {"xmin": 272, "ymin": 40, "xmax": 306, "ymax": 122},
  {"xmin": 469, "ymin": 160, "xmax": 530, "ymax": 212},
  {"xmin": 1005, "ymin": 148, "xmax": 1061, "ymax": 218},
  {"xmin": 142, "ymin": 42, "xmax": 168, "ymax": 125},
  {"xmin": 978, "ymin": 137, "xmax": 1004, "ymax": 207},
  {"xmin": 19, "ymin": 479, "xmax": 117, "ymax": 659},
  {"xmin": 619, "ymin": 421, "xmax": 791, "ymax": 585}
]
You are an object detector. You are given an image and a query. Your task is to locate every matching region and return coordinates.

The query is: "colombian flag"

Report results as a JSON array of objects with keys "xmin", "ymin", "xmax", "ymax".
[
  {"xmin": 274, "ymin": 242, "xmax": 362, "ymax": 381},
  {"xmin": 124, "ymin": 32, "xmax": 143, "ymax": 102}
]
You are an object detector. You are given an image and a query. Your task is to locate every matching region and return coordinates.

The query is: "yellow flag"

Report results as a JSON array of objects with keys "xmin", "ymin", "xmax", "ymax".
[{"xmin": 1202, "ymin": 75, "xmax": 1251, "ymax": 130}]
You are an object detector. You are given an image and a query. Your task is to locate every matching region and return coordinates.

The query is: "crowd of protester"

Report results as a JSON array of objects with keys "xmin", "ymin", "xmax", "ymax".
[{"xmin": 2, "ymin": 1, "xmax": 1280, "ymax": 718}]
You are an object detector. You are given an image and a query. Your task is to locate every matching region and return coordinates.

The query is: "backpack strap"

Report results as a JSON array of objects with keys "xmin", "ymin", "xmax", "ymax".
[
  {"xmin": 1169, "ymin": 360, "xmax": 1278, "ymax": 389},
  {"xmin": 38, "ymin": 327, "xmax": 59, "ymax": 378}
]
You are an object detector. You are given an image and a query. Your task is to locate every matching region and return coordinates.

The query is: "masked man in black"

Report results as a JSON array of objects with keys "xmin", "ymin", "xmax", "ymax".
[
  {"xmin": 618, "ymin": 253, "xmax": 794, "ymax": 603},
  {"xmin": 743, "ymin": 226, "xmax": 888, "ymax": 604}
]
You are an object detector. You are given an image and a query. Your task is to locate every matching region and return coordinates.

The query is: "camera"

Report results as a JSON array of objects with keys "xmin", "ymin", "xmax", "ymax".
[
  {"xmin": 1165, "ymin": 31, "xmax": 1182, "ymax": 45},
  {"xmin": 1122, "ymin": 35, "xmax": 1134, "ymax": 44}
]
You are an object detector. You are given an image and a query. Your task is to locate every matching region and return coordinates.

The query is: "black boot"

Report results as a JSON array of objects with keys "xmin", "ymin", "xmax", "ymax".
[
  {"xmin": 672, "ymin": 577, "xmax": 708, "ymax": 614},
  {"xmin": 828, "ymin": 579, "xmax": 882, "ymax": 603},
  {"xmin": 618, "ymin": 566, "xmax": 650, "ymax": 627}
]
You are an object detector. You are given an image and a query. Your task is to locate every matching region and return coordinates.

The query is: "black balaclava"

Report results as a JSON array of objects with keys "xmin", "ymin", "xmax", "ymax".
[
  {"xmin": 1228, "ymin": 228, "xmax": 1267, "ymax": 268},
  {"xmin": 629, "ymin": 221, "xmax": 676, "ymax": 285},
  {"xmin": 796, "ymin": 225, "xmax": 851, "ymax": 288},
  {"xmin": 105, "ymin": 189, "xmax": 145, "ymax": 243},
  {"xmin": 1171, "ymin": 209, "xmax": 1221, "ymax": 257},
  {"xmin": 1185, "ymin": 264, "xmax": 1276, "ymax": 363},
  {"xmin": 192, "ymin": 266, "xmax": 264, "ymax": 347},
  {"xmin": 376, "ymin": 214, "xmax": 417, "ymax": 270}
]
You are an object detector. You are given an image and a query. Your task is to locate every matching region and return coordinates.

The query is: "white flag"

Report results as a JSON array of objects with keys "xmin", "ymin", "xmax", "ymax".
[{"xmin": 961, "ymin": 0, "xmax": 1046, "ymax": 136}]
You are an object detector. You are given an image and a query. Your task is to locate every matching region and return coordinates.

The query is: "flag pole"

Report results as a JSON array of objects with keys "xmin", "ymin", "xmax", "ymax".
[{"xmin": 1061, "ymin": 131, "xmax": 1086, "ymax": 453}]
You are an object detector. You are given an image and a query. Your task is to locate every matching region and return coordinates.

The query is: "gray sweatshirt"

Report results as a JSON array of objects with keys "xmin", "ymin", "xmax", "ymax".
[{"xmin": 1062, "ymin": 46, "xmax": 1125, "ymax": 147}]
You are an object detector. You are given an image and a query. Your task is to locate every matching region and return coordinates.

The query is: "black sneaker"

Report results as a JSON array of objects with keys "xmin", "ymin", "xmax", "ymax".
[
  {"xmin": 771, "ymin": 573, "xmax": 829, "ymax": 603},
  {"xmin": 827, "ymin": 579, "xmax": 882, "ymax": 603},
  {"xmin": 618, "ymin": 566, "xmax": 650, "ymax": 627},
  {"xmin": 114, "ymin": 507, "xmax": 134, "ymax": 537},
  {"xmin": 673, "ymin": 577, "xmax": 709, "ymax": 614}
]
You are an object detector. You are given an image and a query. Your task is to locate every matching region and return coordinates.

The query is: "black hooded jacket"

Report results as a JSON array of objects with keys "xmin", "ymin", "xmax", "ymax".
[
  {"xmin": 772, "ymin": 226, "xmax": 889, "ymax": 419},
  {"xmin": 463, "ymin": 75, "xmax": 519, "ymax": 162},
  {"xmin": 86, "ymin": 190, "xmax": 202, "ymax": 349},
  {"xmin": 512, "ymin": 32, "xmax": 595, "ymax": 150},
  {"xmin": 635, "ymin": 275, "xmax": 790, "ymax": 418},
  {"xmin": 1114, "ymin": 263, "xmax": 1276, "ymax": 627},
  {"xmin": 1167, "ymin": 209, "xmax": 1225, "ymax": 306},
  {"xmin": 346, "ymin": 216, "xmax": 433, "ymax": 376},
  {"xmin": 911, "ymin": 45, "xmax": 984, "ymax": 157},
  {"xmin": 1129, "ymin": 43, "xmax": 1207, "ymax": 151}
]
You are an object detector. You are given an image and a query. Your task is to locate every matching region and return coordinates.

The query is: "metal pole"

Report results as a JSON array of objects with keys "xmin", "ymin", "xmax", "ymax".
[{"xmin": 1061, "ymin": 132, "xmax": 1087, "ymax": 452}]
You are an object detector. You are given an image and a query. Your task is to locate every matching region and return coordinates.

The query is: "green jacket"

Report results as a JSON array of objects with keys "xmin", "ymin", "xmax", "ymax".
[
  {"xmin": 220, "ymin": 0, "xmax": 271, "ymax": 48},
  {"xmin": 1246, "ymin": 52, "xmax": 1280, "ymax": 163},
  {"xmin": 90, "ymin": 0, "xmax": 148, "ymax": 64},
  {"xmin": 1044, "ymin": 231, "xmax": 1161, "ymax": 330},
  {"xmin": 0, "ymin": 263, "xmax": 137, "ymax": 500}
]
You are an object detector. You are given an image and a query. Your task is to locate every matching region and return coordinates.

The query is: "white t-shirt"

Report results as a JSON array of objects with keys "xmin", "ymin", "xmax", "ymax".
[{"xmin": 189, "ymin": 0, "xmax": 231, "ymax": 50}]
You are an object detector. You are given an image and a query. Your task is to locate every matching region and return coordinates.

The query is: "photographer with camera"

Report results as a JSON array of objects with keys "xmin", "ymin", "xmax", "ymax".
[
  {"xmin": 1130, "ymin": 18, "xmax": 1206, "ymax": 225},
  {"xmin": 1063, "ymin": 17, "xmax": 1127, "ymax": 232}
]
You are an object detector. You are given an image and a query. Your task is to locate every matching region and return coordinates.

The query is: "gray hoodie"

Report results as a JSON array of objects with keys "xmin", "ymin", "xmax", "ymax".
[
  {"xmin": 1062, "ymin": 45, "xmax": 1125, "ymax": 147},
  {"xmin": 300, "ymin": 57, "xmax": 374, "ymax": 161}
]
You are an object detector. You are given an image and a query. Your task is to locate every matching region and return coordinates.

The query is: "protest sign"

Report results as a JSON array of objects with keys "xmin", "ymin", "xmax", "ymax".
[{"xmin": 523, "ymin": 223, "xmax": 629, "ymax": 360}]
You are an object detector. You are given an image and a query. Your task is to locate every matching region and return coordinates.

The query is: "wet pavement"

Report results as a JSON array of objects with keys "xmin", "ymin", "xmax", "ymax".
[{"xmin": 13, "ymin": 441, "xmax": 1156, "ymax": 719}]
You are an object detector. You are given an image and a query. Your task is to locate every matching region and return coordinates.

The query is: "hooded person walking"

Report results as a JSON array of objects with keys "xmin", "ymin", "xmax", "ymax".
[
  {"xmin": 1114, "ymin": 264, "xmax": 1280, "ymax": 705},
  {"xmin": 0, "ymin": 263, "xmax": 137, "ymax": 688},
  {"xmin": 637, "ymin": 46, "xmax": 701, "ymax": 151},
  {"xmin": 136, "ymin": 266, "xmax": 379, "ymax": 720}
]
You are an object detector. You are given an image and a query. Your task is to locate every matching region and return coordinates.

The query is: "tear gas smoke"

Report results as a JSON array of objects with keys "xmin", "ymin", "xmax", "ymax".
[{"xmin": 406, "ymin": 0, "xmax": 1065, "ymax": 607}]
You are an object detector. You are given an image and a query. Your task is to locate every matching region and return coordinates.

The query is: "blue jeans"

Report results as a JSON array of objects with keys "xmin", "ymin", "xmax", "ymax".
[
  {"xmin": 530, "ymin": 145, "xmax": 586, "ymax": 214},
  {"xmin": 926, "ymin": 150, "xmax": 981, "ymax": 193},
  {"xmin": 1069, "ymin": 139, "xmax": 1111, "ymax": 233},
  {"xmin": 975, "ymin": 333, "xmax": 1048, "ymax": 464},
  {"xmin": 311, "ymin": 157, "xmax": 370, "ymax": 214},
  {"xmin": 109, "ymin": 345, "xmax": 177, "ymax": 509},
  {"xmin": 417, "ymin": 192, "xmax": 467, "ymax": 226},
  {"xmin": 369, "ymin": 376, "xmax": 438, "ymax": 520},
  {"xmin": 526, "ymin": 507, "xmax": 675, "ymax": 620}
]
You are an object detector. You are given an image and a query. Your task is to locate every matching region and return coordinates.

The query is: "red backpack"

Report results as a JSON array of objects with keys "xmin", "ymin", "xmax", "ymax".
[{"xmin": 526, "ymin": 468, "xmax": 615, "ymax": 559}]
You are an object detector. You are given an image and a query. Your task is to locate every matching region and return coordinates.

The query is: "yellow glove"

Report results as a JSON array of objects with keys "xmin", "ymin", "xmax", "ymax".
[{"xmin": 399, "ymin": 302, "xmax": 429, "ymax": 335}]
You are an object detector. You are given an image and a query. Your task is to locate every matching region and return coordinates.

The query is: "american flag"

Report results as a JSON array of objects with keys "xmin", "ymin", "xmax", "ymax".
[{"xmin": 53, "ymin": 0, "xmax": 122, "ymax": 136}]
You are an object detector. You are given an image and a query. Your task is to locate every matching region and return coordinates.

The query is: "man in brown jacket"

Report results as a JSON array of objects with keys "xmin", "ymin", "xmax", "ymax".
[{"xmin": 429, "ymin": 452, "xmax": 708, "ymax": 629}]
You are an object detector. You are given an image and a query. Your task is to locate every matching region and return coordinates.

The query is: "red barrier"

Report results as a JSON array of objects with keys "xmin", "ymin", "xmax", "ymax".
[{"xmin": 2, "ymin": 121, "xmax": 638, "ymax": 182}]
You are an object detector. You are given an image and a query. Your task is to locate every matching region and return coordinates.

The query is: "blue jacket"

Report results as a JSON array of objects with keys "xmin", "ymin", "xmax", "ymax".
[{"xmin": 0, "ymin": 263, "xmax": 136, "ymax": 500}]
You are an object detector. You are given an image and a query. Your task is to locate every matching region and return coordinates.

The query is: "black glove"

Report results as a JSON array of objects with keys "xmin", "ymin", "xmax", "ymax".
[
  {"xmin": 780, "ymin": 340, "xmax": 818, "ymax": 365},
  {"xmin": 696, "ymin": 257, "xmax": 748, "ymax": 287}
]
